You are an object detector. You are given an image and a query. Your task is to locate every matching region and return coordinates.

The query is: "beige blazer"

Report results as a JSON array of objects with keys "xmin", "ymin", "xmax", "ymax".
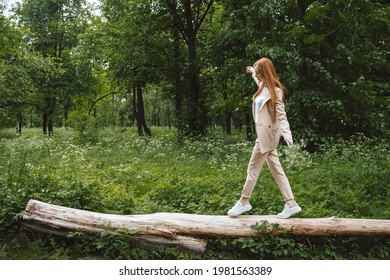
[{"xmin": 253, "ymin": 87, "xmax": 292, "ymax": 154}]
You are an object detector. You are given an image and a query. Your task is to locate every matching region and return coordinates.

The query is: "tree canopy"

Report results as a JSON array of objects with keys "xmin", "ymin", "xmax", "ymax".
[{"xmin": 1, "ymin": 0, "xmax": 389, "ymax": 143}]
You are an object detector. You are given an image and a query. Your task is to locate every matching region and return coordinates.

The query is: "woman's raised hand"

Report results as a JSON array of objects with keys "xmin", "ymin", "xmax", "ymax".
[{"xmin": 246, "ymin": 66, "xmax": 255, "ymax": 74}]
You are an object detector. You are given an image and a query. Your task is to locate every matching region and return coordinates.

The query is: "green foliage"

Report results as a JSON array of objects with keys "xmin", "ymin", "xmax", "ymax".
[
  {"xmin": 222, "ymin": 0, "xmax": 390, "ymax": 141},
  {"xmin": 0, "ymin": 128, "xmax": 389, "ymax": 259},
  {"xmin": 236, "ymin": 221, "xmax": 308, "ymax": 259},
  {"xmin": 2, "ymin": 0, "xmax": 389, "ymax": 140},
  {"xmin": 2, "ymin": 0, "xmax": 389, "ymax": 259},
  {"xmin": 207, "ymin": 221, "xmax": 390, "ymax": 260},
  {"xmin": 67, "ymin": 111, "xmax": 100, "ymax": 144},
  {"xmin": 299, "ymin": 134, "xmax": 390, "ymax": 218}
]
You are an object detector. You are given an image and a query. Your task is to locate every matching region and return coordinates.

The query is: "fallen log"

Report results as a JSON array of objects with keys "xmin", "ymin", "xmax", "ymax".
[{"xmin": 23, "ymin": 199, "xmax": 390, "ymax": 254}]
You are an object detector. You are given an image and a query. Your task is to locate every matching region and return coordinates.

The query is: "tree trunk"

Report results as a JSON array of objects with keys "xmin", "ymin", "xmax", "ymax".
[
  {"xmin": 42, "ymin": 112, "xmax": 48, "ymax": 135},
  {"xmin": 172, "ymin": 29, "xmax": 184, "ymax": 140},
  {"xmin": 23, "ymin": 200, "xmax": 390, "ymax": 255},
  {"xmin": 43, "ymin": 95, "xmax": 55, "ymax": 136},
  {"xmin": 166, "ymin": 0, "xmax": 214, "ymax": 137},
  {"xmin": 132, "ymin": 83, "xmax": 143, "ymax": 136},
  {"xmin": 187, "ymin": 33, "xmax": 201, "ymax": 136},
  {"xmin": 30, "ymin": 109, "xmax": 33, "ymax": 128},
  {"xmin": 16, "ymin": 111, "xmax": 23, "ymax": 134},
  {"xmin": 137, "ymin": 82, "xmax": 152, "ymax": 137},
  {"xmin": 222, "ymin": 79, "xmax": 231, "ymax": 135},
  {"xmin": 48, "ymin": 111, "xmax": 54, "ymax": 136},
  {"xmin": 225, "ymin": 111, "xmax": 232, "ymax": 135}
]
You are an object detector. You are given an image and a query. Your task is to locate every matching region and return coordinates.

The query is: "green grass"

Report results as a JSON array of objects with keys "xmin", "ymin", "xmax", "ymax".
[{"xmin": 0, "ymin": 127, "xmax": 389, "ymax": 259}]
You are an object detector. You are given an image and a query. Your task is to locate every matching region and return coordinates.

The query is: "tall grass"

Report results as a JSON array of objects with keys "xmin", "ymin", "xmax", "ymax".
[{"xmin": 0, "ymin": 127, "xmax": 389, "ymax": 259}]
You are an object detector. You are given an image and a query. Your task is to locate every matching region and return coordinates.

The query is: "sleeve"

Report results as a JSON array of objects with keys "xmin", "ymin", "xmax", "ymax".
[
  {"xmin": 275, "ymin": 89, "xmax": 292, "ymax": 141},
  {"xmin": 252, "ymin": 72, "xmax": 260, "ymax": 86}
]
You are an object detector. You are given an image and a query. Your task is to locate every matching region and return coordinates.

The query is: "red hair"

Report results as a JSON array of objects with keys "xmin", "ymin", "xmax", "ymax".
[{"xmin": 252, "ymin": 58, "xmax": 285, "ymax": 106}]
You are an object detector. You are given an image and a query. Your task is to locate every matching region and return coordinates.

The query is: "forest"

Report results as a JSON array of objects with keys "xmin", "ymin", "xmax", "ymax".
[{"xmin": 0, "ymin": 0, "xmax": 389, "ymax": 260}]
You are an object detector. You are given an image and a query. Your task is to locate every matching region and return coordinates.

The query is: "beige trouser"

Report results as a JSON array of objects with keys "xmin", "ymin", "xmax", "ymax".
[{"xmin": 241, "ymin": 142, "xmax": 296, "ymax": 207}]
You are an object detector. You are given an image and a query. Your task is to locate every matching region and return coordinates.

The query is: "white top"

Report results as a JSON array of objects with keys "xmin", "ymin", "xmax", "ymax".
[{"xmin": 254, "ymin": 86, "xmax": 270, "ymax": 124}]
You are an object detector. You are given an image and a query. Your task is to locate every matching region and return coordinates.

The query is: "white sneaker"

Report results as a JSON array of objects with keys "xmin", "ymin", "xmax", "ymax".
[
  {"xmin": 227, "ymin": 201, "xmax": 252, "ymax": 217},
  {"xmin": 276, "ymin": 204, "xmax": 301, "ymax": 219}
]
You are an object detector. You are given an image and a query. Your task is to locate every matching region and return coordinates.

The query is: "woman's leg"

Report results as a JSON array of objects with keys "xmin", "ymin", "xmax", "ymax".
[
  {"xmin": 266, "ymin": 148, "xmax": 297, "ymax": 207},
  {"xmin": 240, "ymin": 142, "xmax": 268, "ymax": 204}
]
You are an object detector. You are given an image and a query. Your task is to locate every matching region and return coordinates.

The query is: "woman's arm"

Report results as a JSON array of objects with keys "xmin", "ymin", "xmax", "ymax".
[
  {"xmin": 275, "ymin": 89, "xmax": 293, "ymax": 145},
  {"xmin": 246, "ymin": 66, "xmax": 260, "ymax": 86}
]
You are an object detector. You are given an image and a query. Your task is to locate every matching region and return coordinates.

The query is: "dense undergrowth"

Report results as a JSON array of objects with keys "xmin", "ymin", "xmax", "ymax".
[{"xmin": 0, "ymin": 127, "xmax": 389, "ymax": 259}]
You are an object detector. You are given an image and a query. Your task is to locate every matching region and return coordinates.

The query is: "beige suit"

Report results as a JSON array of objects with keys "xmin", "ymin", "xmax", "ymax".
[{"xmin": 241, "ymin": 88, "xmax": 296, "ymax": 205}]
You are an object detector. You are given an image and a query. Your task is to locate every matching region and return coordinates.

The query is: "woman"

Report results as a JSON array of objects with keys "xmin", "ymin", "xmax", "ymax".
[{"xmin": 227, "ymin": 57, "xmax": 301, "ymax": 219}]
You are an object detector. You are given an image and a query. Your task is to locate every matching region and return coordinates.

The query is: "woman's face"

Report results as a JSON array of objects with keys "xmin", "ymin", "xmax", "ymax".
[{"xmin": 254, "ymin": 62, "xmax": 264, "ymax": 82}]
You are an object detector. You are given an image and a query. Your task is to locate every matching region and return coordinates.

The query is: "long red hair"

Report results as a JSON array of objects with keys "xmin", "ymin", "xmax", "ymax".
[{"xmin": 252, "ymin": 58, "xmax": 285, "ymax": 106}]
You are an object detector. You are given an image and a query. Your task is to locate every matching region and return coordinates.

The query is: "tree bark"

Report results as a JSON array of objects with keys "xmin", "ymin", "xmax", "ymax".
[
  {"xmin": 222, "ymin": 79, "xmax": 231, "ymax": 135},
  {"xmin": 186, "ymin": 20, "xmax": 201, "ymax": 136},
  {"xmin": 23, "ymin": 200, "xmax": 390, "ymax": 254},
  {"xmin": 137, "ymin": 82, "xmax": 151, "ymax": 137},
  {"xmin": 42, "ymin": 112, "xmax": 48, "ymax": 135},
  {"xmin": 43, "ymin": 95, "xmax": 55, "ymax": 136},
  {"xmin": 132, "ymin": 83, "xmax": 143, "ymax": 136},
  {"xmin": 47, "ymin": 110, "xmax": 54, "ymax": 136},
  {"xmin": 172, "ymin": 29, "xmax": 185, "ymax": 140},
  {"xmin": 16, "ymin": 111, "xmax": 23, "ymax": 134}
]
